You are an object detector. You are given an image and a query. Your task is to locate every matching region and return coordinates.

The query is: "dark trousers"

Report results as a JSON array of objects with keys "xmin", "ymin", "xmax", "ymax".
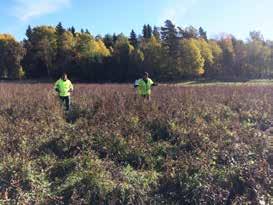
[{"xmin": 59, "ymin": 96, "xmax": 70, "ymax": 111}]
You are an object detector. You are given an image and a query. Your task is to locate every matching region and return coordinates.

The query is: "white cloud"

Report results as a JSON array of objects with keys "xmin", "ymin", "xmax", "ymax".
[
  {"xmin": 159, "ymin": 0, "xmax": 197, "ymax": 24},
  {"xmin": 12, "ymin": 0, "xmax": 71, "ymax": 21}
]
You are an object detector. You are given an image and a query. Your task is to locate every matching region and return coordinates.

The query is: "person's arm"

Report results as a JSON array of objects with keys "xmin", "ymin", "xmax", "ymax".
[
  {"xmin": 150, "ymin": 79, "xmax": 158, "ymax": 86},
  {"xmin": 134, "ymin": 80, "xmax": 139, "ymax": 88},
  {"xmin": 69, "ymin": 81, "xmax": 74, "ymax": 92},
  {"xmin": 54, "ymin": 80, "xmax": 60, "ymax": 92}
]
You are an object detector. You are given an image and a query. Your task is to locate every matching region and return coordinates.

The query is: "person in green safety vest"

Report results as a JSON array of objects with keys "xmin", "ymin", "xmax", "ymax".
[
  {"xmin": 54, "ymin": 73, "xmax": 73, "ymax": 111},
  {"xmin": 134, "ymin": 72, "xmax": 157, "ymax": 100}
]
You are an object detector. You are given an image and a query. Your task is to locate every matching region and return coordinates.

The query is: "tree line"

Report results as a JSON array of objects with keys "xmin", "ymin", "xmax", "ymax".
[{"xmin": 0, "ymin": 20, "xmax": 273, "ymax": 82}]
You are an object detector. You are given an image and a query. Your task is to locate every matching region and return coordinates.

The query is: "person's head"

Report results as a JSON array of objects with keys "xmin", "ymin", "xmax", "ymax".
[
  {"xmin": 62, "ymin": 73, "xmax": 68, "ymax": 81},
  {"xmin": 143, "ymin": 72, "xmax": 149, "ymax": 80}
]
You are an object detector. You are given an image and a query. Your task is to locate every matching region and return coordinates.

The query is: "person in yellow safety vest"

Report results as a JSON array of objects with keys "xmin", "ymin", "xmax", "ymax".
[
  {"xmin": 54, "ymin": 73, "xmax": 73, "ymax": 111},
  {"xmin": 134, "ymin": 72, "xmax": 157, "ymax": 100}
]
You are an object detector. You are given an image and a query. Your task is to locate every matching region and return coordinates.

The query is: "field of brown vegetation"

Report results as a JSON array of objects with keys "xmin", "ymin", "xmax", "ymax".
[{"xmin": 0, "ymin": 83, "xmax": 273, "ymax": 204}]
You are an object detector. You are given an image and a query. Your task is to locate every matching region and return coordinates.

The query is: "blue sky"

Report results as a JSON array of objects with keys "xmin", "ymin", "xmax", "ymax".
[{"xmin": 1, "ymin": 0, "xmax": 273, "ymax": 41}]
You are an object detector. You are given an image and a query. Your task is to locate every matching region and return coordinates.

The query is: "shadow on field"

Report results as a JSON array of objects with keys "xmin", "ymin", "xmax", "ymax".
[
  {"xmin": 64, "ymin": 105, "xmax": 81, "ymax": 124},
  {"xmin": 35, "ymin": 137, "xmax": 83, "ymax": 159},
  {"xmin": 63, "ymin": 102, "xmax": 101, "ymax": 124}
]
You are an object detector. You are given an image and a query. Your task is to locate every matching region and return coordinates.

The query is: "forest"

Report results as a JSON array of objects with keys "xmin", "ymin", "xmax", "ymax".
[{"xmin": 0, "ymin": 20, "xmax": 272, "ymax": 82}]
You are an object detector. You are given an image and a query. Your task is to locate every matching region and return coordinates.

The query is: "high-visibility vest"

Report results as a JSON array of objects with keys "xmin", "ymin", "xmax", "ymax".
[
  {"xmin": 54, "ymin": 79, "xmax": 73, "ymax": 97},
  {"xmin": 137, "ymin": 78, "xmax": 154, "ymax": 96}
]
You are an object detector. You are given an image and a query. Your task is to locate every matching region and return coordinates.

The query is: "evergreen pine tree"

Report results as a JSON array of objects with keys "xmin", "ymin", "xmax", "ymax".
[
  {"xmin": 147, "ymin": 24, "xmax": 152, "ymax": 39},
  {"xmin": 113, "ymin": 33, "xmax": 118, "ymax": 44},
  {"xmin": 199, "ymin": 27, "xmax": 208, "ymax": 40},
  {"xmin": 129, "ymin": 29, "xmax": 138, "ymax": 48},
  {"xmin": 71, "ymin": 26, "xmax": 76, "ymax": 37},
  {"xmin": 142, "ymin": 25, "xmax": 148, "ymax": 38},
  {"xmin": 153, "ymin": 26, "xmax": 160, "ymax": 40},
  {"xmin": 56, "ymin": 22, "xmax": 65, "ymax": 36},
  {"xmin": 26, "ymin": 25, "xmax": 32, "ymax": 40},
  {"xmin": 161, "ymin": 20, "xmax": 179, "ymax": 56},
  {"xmin": 85, "ymin": 29, "xmax": 90, "ymax": 35}
]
